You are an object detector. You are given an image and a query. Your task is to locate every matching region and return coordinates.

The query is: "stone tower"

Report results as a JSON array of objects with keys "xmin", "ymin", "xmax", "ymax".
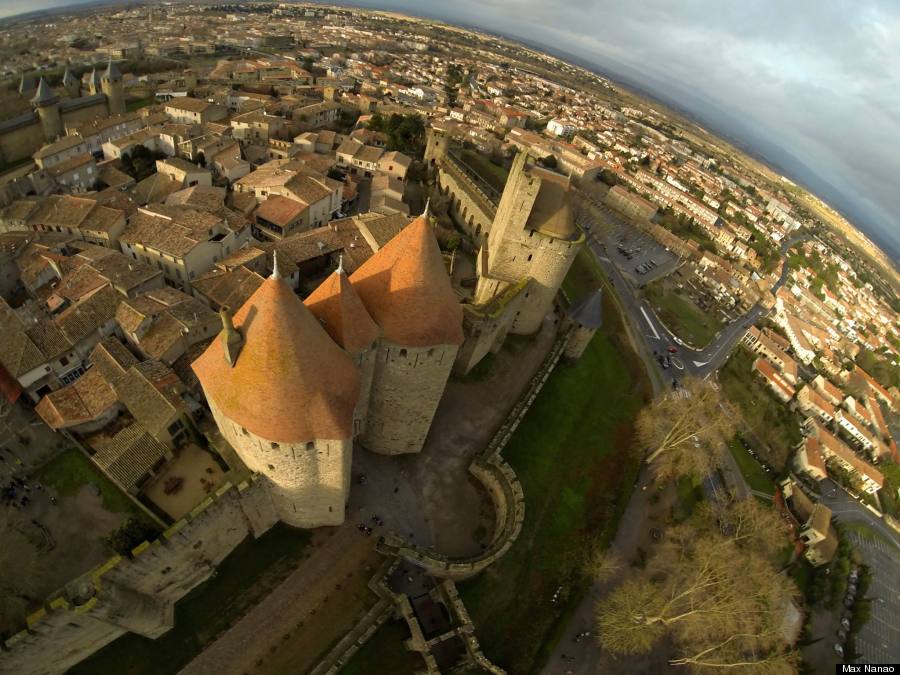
[
  {"xmin": 101, "ymin": 59, "xmax": 126, "ymax": 114},
  {"xmin": 31, "ymin": 78, "xmax": 62, "ymax": 142},
  {"xmin": 192, "ymin": 258, "xmax": 360, "ymax": 528},
  {"xmin": 62, "ymin": 68, "xmax": 81, "ymax": 98},
  {"xmin": 184, "ymin": 69, "xmax": 197, "ymax": 92},
  {"xmin": 350, "ymin": 209, "xmax": 465, "ymax": 455},
  {"xmin": 424, "ymin": 128, "xmax": 449, "ymax": 166},
  {"xmin": 87, "ymin": 68, "xmax": 102, "ymax": 96},
  {"xmin": 305, "ymin": 257, "xmax": 380, "ymax": 437},
  {"xmin": 474, "ymin": 151, "xmax": 583, "ymax": 335},
  {"xmin": 565, "ymin": 288, "xmax": 603, "ymax": 360}
]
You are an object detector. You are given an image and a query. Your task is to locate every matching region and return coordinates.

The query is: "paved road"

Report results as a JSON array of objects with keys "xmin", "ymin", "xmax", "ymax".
[{"xmin": 577, "ymin": 196, "xmax": 804, "ymax": 384}]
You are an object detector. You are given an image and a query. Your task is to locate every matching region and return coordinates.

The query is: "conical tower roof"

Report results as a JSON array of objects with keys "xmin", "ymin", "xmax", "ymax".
[
  {"xmin": 88, "ymin": 68, "xmax": 101, "ymax": 88},
  {"xmin": 192, "ymin": 268, "xmax": 360, "ymax": 443},
  {"xmin": 62, "ymin": 69, "xmax": 77, "ymax": 87},
  {"xmin": 305, "ymin": 260, "xmax": 379, "ymax": 354},
  {"xmin": 570, "ymin": 288, "xmax": 603, "ymax": 329},
  {"xmin": 31, "ymin": 78, "xmax": 57, "ymax": 106},
  {"xmin": 19, "ymin": 74, "xmax": 36, "ymax": 95},
  {"xmin": 349, "ymin": 209, "xmax": 464, "ymax": 348},
  {"xmin": 102, "ymin": 59, "xmax": 122, "ymax": 82}
]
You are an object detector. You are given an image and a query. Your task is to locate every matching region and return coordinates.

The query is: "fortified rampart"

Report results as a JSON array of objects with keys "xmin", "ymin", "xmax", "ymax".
[
  {"xmin": 0, "ymin": 478, "xmax": 278, "ymax": 675},
  {"xmin": 377, "ymin": 327, "xmax": 571, "ymax": 579}
]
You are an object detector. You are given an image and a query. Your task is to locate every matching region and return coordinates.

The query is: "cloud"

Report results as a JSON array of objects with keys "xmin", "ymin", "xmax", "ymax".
[{"xmin": 364, "ymin": 0, "xmax": 900, "ymax": 259}]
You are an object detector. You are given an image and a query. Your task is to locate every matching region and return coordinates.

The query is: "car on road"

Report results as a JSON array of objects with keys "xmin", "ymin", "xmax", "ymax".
[{"xmin": 667, "ymin": 345, "xmax": 678, "ymax": 354}]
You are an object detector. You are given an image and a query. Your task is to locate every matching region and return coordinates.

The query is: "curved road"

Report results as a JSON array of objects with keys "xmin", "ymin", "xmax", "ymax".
[{"xmin": 582, "ymin": 207, "xmax": 806, "ymax": 384}]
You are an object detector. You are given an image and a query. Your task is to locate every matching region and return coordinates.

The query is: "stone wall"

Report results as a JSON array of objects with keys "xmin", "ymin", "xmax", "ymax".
[
  {"xmin": 377, "ymin": 328, "xmax": 571, "ymax": 579},
  {"xmin": 435, "ymin": 157, "xmax": 496, "ymax": 244},
  {"xmin": 454, "ymin": 280, "xmax": 527, "ymax": 376},
  {"xmin": 564, "ymin": 324, "xmax": 596, "ymax": 360},
  {"xmin": 0, "ymin": 479, "xmax": 278, "ymax": 675},
  {"xmin": 362, "ymin": 341, "xmax": 459, "ymax": 456},
  {"xmin": 0, "ymin": 119, "xmax": 45, "ymax": 164},
  {"xmin": 208, "ymin": 397, "xmax": 350, "ymax": 528}
]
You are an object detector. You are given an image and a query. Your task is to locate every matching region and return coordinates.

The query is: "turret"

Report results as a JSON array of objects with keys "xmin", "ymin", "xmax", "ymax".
[
  {"xmin": 62, "ymin": 68, "xmax": 80, "ymax": 98},
  {"xmin": 192, "ymin": 250, "xmax": 360, "ymax": 528},
  {"xmin": 349, "ymin": 204, "xmax": 465, "ymax": 455},
  {"xmin": 101, "ymin": 59, "xmax": 125, "ymax": 114},
  {"xmin": 31, "ymin": 78, "xmax": 62, "ymax": 142},
  {"xmin": 565, "ymin": 288, "xmax": 603, "ymax": 360},
  {"xmin": 87, "ymin": 68, "xmax": 102, "ymax": 95}
]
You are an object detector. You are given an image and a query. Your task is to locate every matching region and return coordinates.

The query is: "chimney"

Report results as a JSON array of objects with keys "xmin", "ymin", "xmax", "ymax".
[{"xmin": 220, "ymin": 305, "xmax": 243, "ymax": 367}]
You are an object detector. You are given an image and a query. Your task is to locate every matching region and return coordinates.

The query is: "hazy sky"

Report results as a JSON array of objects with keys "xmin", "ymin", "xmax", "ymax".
[{"xmin": 3, "ymin": 1, "xmax": 899, "ymax": 262}]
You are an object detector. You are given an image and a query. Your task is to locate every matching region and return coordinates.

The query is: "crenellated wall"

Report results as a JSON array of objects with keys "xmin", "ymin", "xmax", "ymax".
[
  {"xmin": 362, "ymin": 341, "xmax": 459, "ymax": 455},
  {"xmin": 0, "ymin": 478, "xmax": 278, "ymax": 675}
]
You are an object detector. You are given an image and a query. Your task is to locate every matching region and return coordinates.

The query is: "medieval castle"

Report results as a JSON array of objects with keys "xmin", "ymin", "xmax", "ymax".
[
  {"xmin": 193, "ymin": 210, "xmax": 465, "ymax": 528},
  {"xmin": 189, "ymin": 133, "xmax": 589, "ymax": 531},
  {"xmin": 0, "ymin": 63, "xmax": 125, "ymax": 166}
]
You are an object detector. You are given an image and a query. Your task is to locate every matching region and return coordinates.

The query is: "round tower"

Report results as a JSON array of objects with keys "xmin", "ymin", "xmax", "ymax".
[
  {"xmin": 424, "ymin": 129, "xmax": 449, "ymax": 167},
  {"xmin": 349, "ymin": 206, "xmax": 465, "ymax": 455},
  {"xmin": 305, "ymin": 256, "xmax": 380, "ymax": 437},
  {"xmin": 101, "ymin": 59, "xmax": 126, "ymax": 115},
  {"xmin": 31, "ymin": 78, "xmax": 62, "ymax": 142},
  {"xmin": 192, "ymin": 257, "xmax": 360, "ymax": 528},
  {"xmin": 564, "ymin": 288, "xmax": 603, "ymax": 360}
]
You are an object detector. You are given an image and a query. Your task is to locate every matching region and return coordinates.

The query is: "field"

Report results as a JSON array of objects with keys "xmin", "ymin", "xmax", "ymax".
[
  {"xmin": 643, "ymin": 277, "xmax": 722, "ymax": 348},
  {"xmin": 727, "ymin": 438, "xmax": 776, "ymax": 496},
  {"xmin": 457, "ymin": 274, "xmax": 650, "ymax": 674},
  {"xmin": 69, "ymin": 524, "xmax": 312, "ymax": 675},
  {"xmin": 719, "ymin": 346, "xmax": 802, "ymax": 471}
]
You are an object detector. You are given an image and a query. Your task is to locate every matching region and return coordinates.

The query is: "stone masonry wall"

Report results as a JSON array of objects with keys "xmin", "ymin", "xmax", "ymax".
[
  {"xmin": 1, "ymin": 479, "xmax": 278, "ymax": 675},
  {"xmin": 361, "ymin": 341, "xmax": 458, "ymax": 455},
  {"xmin": 208, "ymin": 397, "xmax": 351, "ymax": 528}
]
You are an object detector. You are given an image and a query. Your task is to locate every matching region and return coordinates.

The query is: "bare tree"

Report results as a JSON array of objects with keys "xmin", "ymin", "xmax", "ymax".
[
  {"xmin": 635, "ymin": 377, "xmax": 735, "ymax": 480},
  {"xmin": 595, "ymin": 498, "xmax": 798, "ymax": 671}
]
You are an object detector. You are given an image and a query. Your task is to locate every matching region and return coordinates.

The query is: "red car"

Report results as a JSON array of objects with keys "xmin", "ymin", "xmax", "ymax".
[{"xmin": 666, "ymin": 345, "xmax": 678, "ymax": 354}]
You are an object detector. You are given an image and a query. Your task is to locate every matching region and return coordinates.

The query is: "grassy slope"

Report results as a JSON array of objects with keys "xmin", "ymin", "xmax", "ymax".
[
  {"xmin": 727, "ymin": 438, "xmax": 776, "ymax": 496},
  {"xmin": 460, "ymin": 149, "xmax": 509, "ymax": 193},
  {"xmin": 643, "ymin": 279, "xmax": 721, "ymax": 348},
  {"xmin": 338, "ymin": 619, "xmax": 424, "ymax": 675},
  {"xmin": 719, "ymin": 346, "xmax": 802, "ymax": 471},
  {"xmin": 35, "ymin": 448, "xmax": 144, "ymax": 517},
  {"xmin": 69, "ymin": 524, "xmax": 312, "ymax": 675},
  {"xmin": 457, "ymin": 276, "xmax": 650, "ymax": 674}
]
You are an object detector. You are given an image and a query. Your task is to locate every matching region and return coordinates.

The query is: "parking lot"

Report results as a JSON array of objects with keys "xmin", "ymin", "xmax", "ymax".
[
  {"xmin": 583, "ymin": 202, "xmax": 680, "ymax": 284},
  {"xmin": 845, "ymin": 530, "xmax": 900, "ymax": 665}
]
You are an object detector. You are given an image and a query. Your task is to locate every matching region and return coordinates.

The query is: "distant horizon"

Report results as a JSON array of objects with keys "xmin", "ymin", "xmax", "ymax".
[{"xmin": 3, "ymin": 0, "xmax": 899, "ymax": 267}]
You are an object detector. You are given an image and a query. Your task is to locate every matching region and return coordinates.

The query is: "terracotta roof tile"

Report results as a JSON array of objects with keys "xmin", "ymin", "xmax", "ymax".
[
  {"xmin": 350, "ymin": 214, "xmax": 463, "ymax": 347},
  {"xmin": 192, "ymin": 274, "xmax": 360, "ymax": 442},
  {"xmin": 305, "ymin": 268, "xmax": 379, "ymax": 353}
]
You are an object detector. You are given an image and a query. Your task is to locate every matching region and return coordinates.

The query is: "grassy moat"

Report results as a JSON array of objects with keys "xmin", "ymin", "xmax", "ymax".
[{"xmin": 457, "ymin": 253, "xmax": 651, "ymax": 673}]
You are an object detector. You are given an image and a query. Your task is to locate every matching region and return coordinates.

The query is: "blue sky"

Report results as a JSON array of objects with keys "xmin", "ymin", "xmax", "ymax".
[{"xmin": 3, "ymin": 1, "xmax": 899, "ymax": 262}]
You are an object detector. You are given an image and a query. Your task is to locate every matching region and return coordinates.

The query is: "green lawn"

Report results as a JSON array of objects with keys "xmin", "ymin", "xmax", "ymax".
[
  {"xmin": 460, "ymin": 149, "xmax": 509, "ymax": 193},
  {"xmin": 457, "ymin": 286, "xmax": 650, "ymax": 674},
  {"xmin": 34, "ymin": 448, "xmax": 143, "ymax": 516},
  {"xmin": 673, "ymin": 474, "xmax": 705, "ymax": 522},
  {"xmin": 339, "ymin": 619, "xmax": 424, "ymax": 675},
  {"xmin": 728, "ymin": 438, "xmax": 776, "ymax": 496},
  {"xmin": 643, "ymin": 279, "xmax": 722, "ymax": 348},
  {"xmin": 719, "ymin": 346, "xmax": 802, "ymax": 472},
  {"xmin": 69, "ymin": 523, "xmax": 312, "ymax": 675}
]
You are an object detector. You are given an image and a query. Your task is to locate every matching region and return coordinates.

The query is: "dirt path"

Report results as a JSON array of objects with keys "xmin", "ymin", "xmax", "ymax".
[{"xmin": 178, "ymin": 526, "xmax": 378, "ymax": 675}]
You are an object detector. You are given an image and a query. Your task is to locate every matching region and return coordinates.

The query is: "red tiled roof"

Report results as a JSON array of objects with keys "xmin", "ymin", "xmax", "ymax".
[
  {"xmin": 192, "ymin": 274, "xmax": 359, "ymax": 443},
  {"xmin": 305, "ymin": 268, "xmax": 379, "ymax": 354},
  {"xmin": 350, "ymin": 214, "xmax": 464, "ymax": 348}
]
